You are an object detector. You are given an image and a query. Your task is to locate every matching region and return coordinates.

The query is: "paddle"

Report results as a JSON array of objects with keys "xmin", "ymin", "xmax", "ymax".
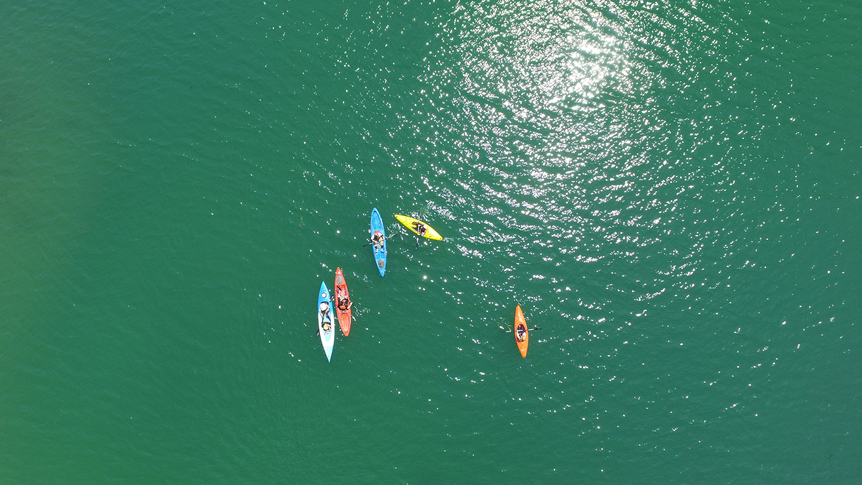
[
  {"xmin": 503, "ymin": 326, "xmax": 542, "ymax": 333},
  {"xmin": 346, "ymin": 300, "xmax": 359, "ymax": 321}
]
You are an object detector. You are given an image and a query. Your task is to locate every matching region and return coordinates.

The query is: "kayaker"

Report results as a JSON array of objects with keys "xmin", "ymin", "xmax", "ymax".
[
  {"xmin": 320, "ymin": 302, "xmax": 331, "ymax": 321},
  {"xmin": 337, "ymin": 296, "xmax": 351, "ymax": 312},
  {"xmin": 517, "ymin": 325, "xmax": 526, "ymax": 341},
  {"xmin": 335, "ymin": 288, "xmax": 353, "ymax": 312},
  {"xmin": 412, "ymin": 221, "xmax": 427, "ymax": 236},
  {"xmin": 372, "ymin": 231, "xmax": 385, "ymax": 248}
]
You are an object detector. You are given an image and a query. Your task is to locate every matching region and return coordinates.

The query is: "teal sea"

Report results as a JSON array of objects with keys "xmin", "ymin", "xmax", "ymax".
[{"xmin": 2, "ymin": 0, "xmax": 860, "ymax": 483}]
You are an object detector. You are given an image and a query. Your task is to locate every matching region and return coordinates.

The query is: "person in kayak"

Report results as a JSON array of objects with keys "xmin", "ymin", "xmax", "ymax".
[
  {"xmin": 516, "ymin": 324, "xmax": 526, "ymax": 341},
  {"xmin": 336, "ymin": 288, "xmax": 352, "ymax": 312},
  {"xmin": 372, "ymin": 231, "xmax": 385, "ymax": 248},
  {"xmin": 320, "ymin": 301, "xmax": 332, "ymax": 332},
  {"xmin": 411, "ymin": 221, "xmax": 427, "ymax": 236}
]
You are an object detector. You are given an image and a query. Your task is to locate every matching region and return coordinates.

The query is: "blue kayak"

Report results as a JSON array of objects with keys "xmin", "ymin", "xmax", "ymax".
[
  {"xmin": 370, "ymin": 208, "xmax": 387, "ymax": 277},
  {"xmin": 317, "ymin": 281, "xmax": 335, "ymax": 362}
]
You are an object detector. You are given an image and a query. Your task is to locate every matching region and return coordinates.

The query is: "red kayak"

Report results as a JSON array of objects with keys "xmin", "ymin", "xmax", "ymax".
[
  {"xmin": 514, "ymin": 305, "xmax": 528, "ymax": 358},
  {"xmin": 334, "ymin": 267, "xmax": 352, "ymax": 336}
]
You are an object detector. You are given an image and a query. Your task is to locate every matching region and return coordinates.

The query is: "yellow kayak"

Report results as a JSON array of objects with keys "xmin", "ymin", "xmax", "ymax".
[{"xmin": 395, "ymin": 214, "xmax": 443, "ymax": 241}]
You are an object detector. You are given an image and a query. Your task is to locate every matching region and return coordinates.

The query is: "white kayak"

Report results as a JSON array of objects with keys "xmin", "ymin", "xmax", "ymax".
[{"xmin": 317, "ymin": 281, "xmax": 335, "ymax": 362}]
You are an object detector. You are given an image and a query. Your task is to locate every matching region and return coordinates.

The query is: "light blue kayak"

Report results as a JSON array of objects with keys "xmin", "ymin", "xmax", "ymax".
[
  {"xmin": 370, "ymin": 208, "xmax": 386, "ymax": 277},
  {"xmin": 317, "ymin": 281, "xmax": 335, "ymax": 362}
]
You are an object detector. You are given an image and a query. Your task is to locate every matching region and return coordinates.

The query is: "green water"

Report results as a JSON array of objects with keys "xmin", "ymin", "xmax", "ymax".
[{"xmin": 2, "ymin": 0, "xmax": 860, "ymax": 483}]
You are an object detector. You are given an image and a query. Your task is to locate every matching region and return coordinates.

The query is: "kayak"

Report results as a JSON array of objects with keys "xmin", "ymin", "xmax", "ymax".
[
  {"xmin": 334, "ymin": 267, "xmax": 352, "ymax": 337},
  {"xmin": 514, "ymin": 305, "xmax": 529, "ymax": 358},
  {"xmin": 395, "ymin": 214, "xmax": 443, "ymax": 241},
  {"xmin": 370, "ymin": 208, "xmax": 387, "ymax": 277},
  {"xmin": 317, "ymin": 281, "xmax": 335, "ymax": 362}
]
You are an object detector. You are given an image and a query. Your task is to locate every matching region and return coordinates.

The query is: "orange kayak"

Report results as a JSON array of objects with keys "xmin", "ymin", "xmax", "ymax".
[
  {"xmin": 514, "ymin": 305, "xmax": 528, "ymax": 358},
  {"xmin": 334, "ymin": 267, "xmax": 352, "ymax": 336}
]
